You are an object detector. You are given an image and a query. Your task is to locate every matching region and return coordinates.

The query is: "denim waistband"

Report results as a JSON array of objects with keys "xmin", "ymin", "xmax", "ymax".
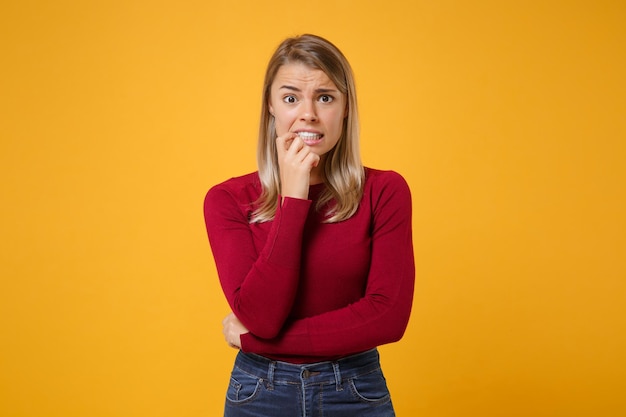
[{"xmin": 233, "ymin": 349, "xmax": 381, "ymax": 389}]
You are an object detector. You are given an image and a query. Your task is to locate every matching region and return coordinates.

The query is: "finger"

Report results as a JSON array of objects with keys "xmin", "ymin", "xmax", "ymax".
[
  {"xmin": 285, "ymin": 136, "xmax": 305, "ymax": 157},
  {"xmin": 222, "ymin": 312, "xmax": 233, "ymax": 326},
  {"xmin": 303, "ymin": 152, "xmax": 321, "ymax": 168},
  {"xmin": 276, "ymin": 132, "xmax": 298, "ymax": 153},
  {"xmin": 293, "ymin": 142, "xmax": 320, "ymax": 164}
]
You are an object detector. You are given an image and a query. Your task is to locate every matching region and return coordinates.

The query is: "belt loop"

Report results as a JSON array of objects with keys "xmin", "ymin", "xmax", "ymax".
[
  {"xmin": 266, "ymin": 361, "xmax": 276, "ymax": 390},
  {"xmin": 332, "ymin": 362, "xmax": 343, "ymax": 391}
]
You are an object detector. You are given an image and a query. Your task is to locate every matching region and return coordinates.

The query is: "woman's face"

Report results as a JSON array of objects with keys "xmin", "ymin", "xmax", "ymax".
[{"xmin": 269, "ymin": 63, "xmax": 347, "ymax": 158}]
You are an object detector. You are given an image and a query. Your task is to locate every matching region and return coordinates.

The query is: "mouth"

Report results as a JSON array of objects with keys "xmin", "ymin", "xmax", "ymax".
[{"xmin": 296, "ymin": 131, "xmax": 324, "ymax": 145}]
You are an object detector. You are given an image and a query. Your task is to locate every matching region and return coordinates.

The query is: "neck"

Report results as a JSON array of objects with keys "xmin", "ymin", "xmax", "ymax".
[
  {"xmin": 310, "ymin": 167, "xmax": 324, "ymax": 185},
  {"xmin": 309, "ymin": 155, "xmax": 326, "ymax": 185},
  {"xmin": 309, "ymin": 156, "xmax": 326, "ymax": 185}
]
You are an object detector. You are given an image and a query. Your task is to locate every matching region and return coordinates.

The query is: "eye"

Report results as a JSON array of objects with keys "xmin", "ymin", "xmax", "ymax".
[
  {"xmin": 319, "ymin": 95, "xmax": 334, "ymax": 103},
  {"xmin": 283, "ymin": 95, "xmax": 297, "ymax": 104}
]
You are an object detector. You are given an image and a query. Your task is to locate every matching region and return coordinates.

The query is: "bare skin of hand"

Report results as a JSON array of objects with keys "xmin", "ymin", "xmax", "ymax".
[
  {"xmin": 276, "ymin": 133, "xmax": 320, "ymax": 200},
  {"xmin": 222, "ymin": 312, "xmax": 249, "ymax": 349}
]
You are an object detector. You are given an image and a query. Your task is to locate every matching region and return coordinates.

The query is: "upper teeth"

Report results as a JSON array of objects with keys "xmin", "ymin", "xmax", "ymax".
[{"xmin": 298, "ymin": 132, "xmax": 322, "ymax": 139}]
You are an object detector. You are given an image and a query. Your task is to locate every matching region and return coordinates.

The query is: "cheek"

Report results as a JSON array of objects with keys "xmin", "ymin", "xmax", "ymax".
[
  {"xmin": 275, "ymin": 111, "xmax": 297, "ymax": 133},
  {"xmin": 328, "ymin": 110, "xmax": 346, "ymax": 133},
  {"xmin": 274, "ymin": 118, "xmax": 290, "ymax": 136}
]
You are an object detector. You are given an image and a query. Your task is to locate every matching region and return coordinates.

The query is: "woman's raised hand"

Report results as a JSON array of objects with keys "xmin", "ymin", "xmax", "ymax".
[{"xmin": 276, "ymin": 133, "xmax": 320, "ymax": 200}]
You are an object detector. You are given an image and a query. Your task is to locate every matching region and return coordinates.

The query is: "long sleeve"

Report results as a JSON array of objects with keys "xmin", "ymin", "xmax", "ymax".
[
  {"xmin": 204, "ymin": 177, "xmax": 312, "ymax": 339},
  {"xmin": 240, "ymin": 170, "xmax": 415, "ymax": 359}
]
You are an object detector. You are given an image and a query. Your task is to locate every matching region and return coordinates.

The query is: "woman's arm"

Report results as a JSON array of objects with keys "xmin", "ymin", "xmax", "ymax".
[
  {"xmin": 205, "ymin": 134, "xmax": 320, "ymax": 339},
  {"xmin": 204, "ymin": 186, "xmax": 311, "ymax": 339},
  {"xmin": 240, "ymin": 172, "xmax": 415, "ymax": 358}
]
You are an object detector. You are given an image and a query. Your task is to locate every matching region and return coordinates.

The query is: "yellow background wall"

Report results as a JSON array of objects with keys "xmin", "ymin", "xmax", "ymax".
[{"xmin": 1, "ymin": 1, "xmax": 624, "ymax": 416}]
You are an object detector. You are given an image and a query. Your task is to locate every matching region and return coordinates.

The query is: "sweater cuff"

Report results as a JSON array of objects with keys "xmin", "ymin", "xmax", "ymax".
[{"xmin": 240, "ymin": 332, "xmax": 253, "ymax": 352}]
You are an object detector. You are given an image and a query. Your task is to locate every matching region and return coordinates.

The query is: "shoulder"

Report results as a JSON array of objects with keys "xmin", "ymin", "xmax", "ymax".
[
  {"xmin": 364, "ymin": 168, "xmax": 411, "ymax": 196},
  {"xmin": 204, "ymin": 172, "xmax": 261, "ymax": 207},
  {"xmin": 361, "ymin": 168, "xmax": 412, "ymax": 222}
]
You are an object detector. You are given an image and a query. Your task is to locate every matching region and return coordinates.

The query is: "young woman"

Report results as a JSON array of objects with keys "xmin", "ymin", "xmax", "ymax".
[{"xmin": 204, "ymin": 34, "xmax": 414, "ymax": 417}]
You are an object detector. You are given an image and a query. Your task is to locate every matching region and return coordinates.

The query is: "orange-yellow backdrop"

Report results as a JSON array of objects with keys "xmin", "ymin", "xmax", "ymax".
[{"xmin": 1, "ymin": 1, "xmax": 625, "ymax": 416}]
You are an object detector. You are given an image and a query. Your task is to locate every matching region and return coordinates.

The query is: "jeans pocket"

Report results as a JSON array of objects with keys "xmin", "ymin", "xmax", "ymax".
[
  {"xmin": 225, "ymin": 366, "xmax": 263, "ymax": 405},
  {"xmin": 348, "ymin": 368, "xmax": 391, "ymax": 404}
]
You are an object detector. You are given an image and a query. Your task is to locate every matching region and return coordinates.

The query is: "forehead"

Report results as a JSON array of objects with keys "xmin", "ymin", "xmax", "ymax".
[{"xmin": 272, "ymin": 63, "xmax": 338, "ymax": 89}]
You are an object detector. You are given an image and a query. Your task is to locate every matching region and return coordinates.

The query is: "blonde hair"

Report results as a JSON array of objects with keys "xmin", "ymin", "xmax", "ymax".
[{"xmin": 251, "ymin": 34, "xmax": 364, "ymax": 223}]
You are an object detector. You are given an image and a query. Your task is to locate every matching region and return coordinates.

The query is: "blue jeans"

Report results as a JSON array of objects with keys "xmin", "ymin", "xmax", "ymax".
[{"xmin": 223, "ymin": 349, "xmax": 395, "ymax": 417}]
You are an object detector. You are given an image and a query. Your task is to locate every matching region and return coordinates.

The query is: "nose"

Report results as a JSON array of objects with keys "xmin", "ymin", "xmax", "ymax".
[{"xmin": 299, "ymin": 100, "xmax": 318, "ymax": 122}]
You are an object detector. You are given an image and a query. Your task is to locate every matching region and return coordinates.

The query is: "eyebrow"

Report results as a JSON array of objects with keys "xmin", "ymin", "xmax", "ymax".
[{"xmin": 279, "ymin": 85, "xmax": 339, "ymax": 94}]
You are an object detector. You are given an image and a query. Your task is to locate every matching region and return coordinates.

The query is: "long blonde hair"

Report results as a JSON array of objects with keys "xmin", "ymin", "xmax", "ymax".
[{"xmin": 251, "ymin": 34, "xmax": 364, "ymax": 223}]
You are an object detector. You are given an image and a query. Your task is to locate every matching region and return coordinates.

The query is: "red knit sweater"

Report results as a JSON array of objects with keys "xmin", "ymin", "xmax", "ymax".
[{"xmin": 203, "ymin": 168, "xmax": 414, "ymax": 363}]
